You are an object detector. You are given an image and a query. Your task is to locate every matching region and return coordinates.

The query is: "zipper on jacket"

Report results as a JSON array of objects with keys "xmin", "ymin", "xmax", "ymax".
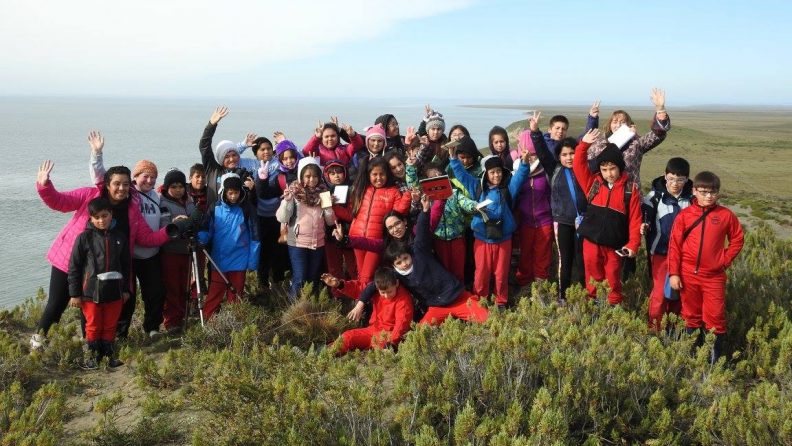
[
  {"xmin": 694, "ymin": 213, "xmax": 706, "ymax": 274},
  {"xmin": 104, "ymin": 231, "xmax": 110, "ymax": 272}
]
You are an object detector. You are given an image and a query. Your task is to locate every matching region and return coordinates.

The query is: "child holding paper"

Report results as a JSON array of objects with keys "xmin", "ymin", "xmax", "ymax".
[{"xmin": 323, "ymin": 160, "xmax": 357, "ymax": 280}]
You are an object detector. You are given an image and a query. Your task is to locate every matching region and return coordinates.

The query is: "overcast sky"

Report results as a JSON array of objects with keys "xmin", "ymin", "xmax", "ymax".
[{"xmin": 2, "ymin": 0, "xmax": 790, "ymax": 105}]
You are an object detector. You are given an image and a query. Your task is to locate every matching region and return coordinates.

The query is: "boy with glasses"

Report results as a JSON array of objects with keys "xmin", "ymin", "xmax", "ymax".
[
  {"xmin": 641, "ymin": 158, "xmax": 693, "ymax": 331},
  {"xmin": 667, "ymin": 171, "xmax": 744, "ymax": 361}
]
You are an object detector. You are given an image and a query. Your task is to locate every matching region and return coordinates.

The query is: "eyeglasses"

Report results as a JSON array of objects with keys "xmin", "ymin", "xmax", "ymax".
[
  {"xmin": 666, "ymin": 176, "xmax": 687, "ymax": 185},
  {"xmin": 386, "ymin": 221, "xmax": 405, "ymax": 231},
  {"xmin": 695, "ymin": 188, "xmax": 719, "ymax": 197}
]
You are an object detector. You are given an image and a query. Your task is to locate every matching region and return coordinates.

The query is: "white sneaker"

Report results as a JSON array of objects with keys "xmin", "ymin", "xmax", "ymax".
[
  {"xmin": 30, "ymin": 334, "xmax": 46, "ymax": 350},
  {"xmin": 148, "ymin": 330, "xmax": 162, "ymax": 339}
]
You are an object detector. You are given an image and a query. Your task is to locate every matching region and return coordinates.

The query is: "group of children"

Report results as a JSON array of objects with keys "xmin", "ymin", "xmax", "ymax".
[{"xmin": 60, "ymin": 90, "xmax": 745, "ymax": 364}]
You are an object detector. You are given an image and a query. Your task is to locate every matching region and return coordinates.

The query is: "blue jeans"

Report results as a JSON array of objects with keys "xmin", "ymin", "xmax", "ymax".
[{"xmin": 287, "ymin": 246, "xmax": 325, "ymax": 300}]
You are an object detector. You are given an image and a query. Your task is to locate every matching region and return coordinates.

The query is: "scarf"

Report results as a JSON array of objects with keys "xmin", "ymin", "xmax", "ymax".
[{"xmin": 289, "ymin": 180, "xmax": 327, "ymax": 206}]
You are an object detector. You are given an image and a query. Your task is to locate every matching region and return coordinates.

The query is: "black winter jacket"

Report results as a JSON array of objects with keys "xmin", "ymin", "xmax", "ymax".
[{"xmin": 68, "ymin": 222, "xmax": 131, "ymax": 302}]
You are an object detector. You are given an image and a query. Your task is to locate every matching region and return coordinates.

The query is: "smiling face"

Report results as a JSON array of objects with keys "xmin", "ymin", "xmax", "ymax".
[
  {"xmin": 322, "ymin": 128, "xmax": 339, "ymax": 148},
  {"xmin": 135, "ymin": 171, "xmax": 157, "ymax": 193},
  {"xmin": 256, "ymin": 143, "xmax": 274, "ymax": 162},
  {"xmin": 599, "ymin": 162, "xmax": 621, "ymax": 184},
  {"xmin": 190, "ymin": 172, "xmax": 206, "ymax": 190},
  {"xmin": 367, "ymin": 136, "xmax": 385, "ymax": 154},
  {"xmin": 90, "ymin": 209, "xmax": 112, "ymax": 230},
  {"xmin": 392, "ymin": 253, "xmax": 413, "ymax": 271},
  {"xmin": 609, "ymin": 112, "xmax": 630, "ymax": 133},
  {"xmin": 665, "ymin": 173, "xmax": 687, "ymax": 196},
  {"xmin": 107, "ymin": 173, "xmax": 131, "ymax": 203},
  {"xmin": 280, "ymin": 150, "xmax": 297, "ymax": 170},
  {"xmin": 549, "ymin": 122, "xmax": 569, "ymax": 141},
  {"xmin": 386, "ymin": 118, "xmax": 399, "ymax": 137},
  {"xmin": 559, "ymin": 146, "xmax": 575, "ymax": 168},
  {"xmin": 450, "ymin": 127, "xmax": 467, "ymax": 141},
  {"xmin": 486, "ymin": 167, "xmax": 503, "ymax": 187},
  {"xmin": 369, "ymin": 166, "xmax": 387, "ymax": 188},
  {"xmin": 223, "ymin": 151, "xmax": 240, "ymax": 169},
  {"xmin": 388, "ymin": 157, "xmax": 405, "ymax": 179},
  {"xmin": 385, "ymin": 215, "xmax": 407, "ymax": 239}
]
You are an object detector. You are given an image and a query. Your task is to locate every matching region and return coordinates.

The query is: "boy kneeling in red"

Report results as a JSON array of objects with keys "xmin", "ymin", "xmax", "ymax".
[{"xmin": 322, "ymin": 267, "xmax": 413, "ymax": 354}]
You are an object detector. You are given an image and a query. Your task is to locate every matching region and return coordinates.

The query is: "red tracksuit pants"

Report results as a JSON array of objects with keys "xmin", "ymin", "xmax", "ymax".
[
  {"xmin": 434, "ymin": 237, "xmax": 466, "ymax": 283},
  {"xmin": 515, "ymin": 224, "xmax": 553, "ymax": 286},
  {"xmin": 419, "ymin": 290, "xmax": 489, "ymax": 325},
  {"xmin": 339, "ymin": 326, "xmax": 391, "ymax": 354},
  {"xmin": 648, "ymin": 254, "xmax": 682, "ymax": 331},
  {"xmin": 325, "ymin": 242, "xmax": 357, "ymax": 279},
  {"xmin": 204, "ymin": 270, "xmax": 246, "ymax": 319},
  {"xmin": 680, "ymin": 269, "xmax": 727, "ymax": 334},
  {"xmin": 582, "ymin": 240, "xmax": 624, "ymax": 304},
  {"xmin": 81, "ymin": 299, "xmax": 123, "ymax": 342},
  {"xmin": 473, "ymin": 239, "xmax": 512, "ymax": 305},
  {"xmin": 354, "ymin": 249, "xmax": 380, "ymax": 285}
]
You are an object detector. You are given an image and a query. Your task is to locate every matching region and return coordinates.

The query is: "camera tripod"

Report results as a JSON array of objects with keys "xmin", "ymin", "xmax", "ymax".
[{"xmin": 183, "ymin": 236, "xmax": 238, "ymax": 329}]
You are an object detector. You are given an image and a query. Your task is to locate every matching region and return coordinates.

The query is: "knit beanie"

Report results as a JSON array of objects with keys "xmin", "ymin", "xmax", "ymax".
[
  {"xmin": 456, "ymin": 136, "xmax": 480, "ymax": 160},
  {"xmin": 163, "ymin": 169, "xmax": 186, "ymax": 190},
  {"xmin": 425, "ymin": 112, "xmax": 445, "ymax": 132},
  {"xmin": 482, "ymin": 155, "xmax": 504, "ymax": 172},
  {"xmin": 132, "ymin": 160, "xmax": 158, "ymax": 178},
  {"xmin": 365, "ymin": 124, "xmax": 387, "ymax": 145},
  {"xmin": 214, "ymin": 140, "xmax": 239, "ymax": 165},
  {"xmin": 595, "ymin": 143, "xmax": 626, "ymax": 173},
  {"xmin": 517, "ymin": 130, "xmax": 535, "ymax": 154}
]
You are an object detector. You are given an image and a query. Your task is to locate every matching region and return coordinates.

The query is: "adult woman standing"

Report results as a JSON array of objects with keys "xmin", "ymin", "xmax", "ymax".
[{"xmin": 30, "ymin": 132, "xmax": 172, "ymax": 349}]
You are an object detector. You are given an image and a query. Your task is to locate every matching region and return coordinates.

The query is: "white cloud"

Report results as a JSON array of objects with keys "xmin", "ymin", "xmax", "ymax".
[{"xmin": 0, "ymin": 0, "xmax": 473, "ymax": 94}]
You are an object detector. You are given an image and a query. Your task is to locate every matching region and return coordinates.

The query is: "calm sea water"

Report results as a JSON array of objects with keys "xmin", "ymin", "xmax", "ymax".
[{"xmin": 0, "ymin": 97, "xmax": 528, "ymax": 308}]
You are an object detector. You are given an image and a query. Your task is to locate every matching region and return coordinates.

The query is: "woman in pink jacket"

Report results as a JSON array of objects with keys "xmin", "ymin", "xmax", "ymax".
[{"xmin": 30, "ymin": 132, "xmax": 172, "ymax": 350}]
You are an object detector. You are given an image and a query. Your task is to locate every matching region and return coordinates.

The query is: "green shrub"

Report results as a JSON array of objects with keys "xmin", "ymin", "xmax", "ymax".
[{"xmin": 0, "ymin": 381, "xmax": 66, "ymax": 446}]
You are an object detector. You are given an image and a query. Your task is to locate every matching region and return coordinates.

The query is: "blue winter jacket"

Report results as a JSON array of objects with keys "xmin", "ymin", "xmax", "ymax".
[
  {"xmin": 642, "ymin": 175, "xmax": 693, "ymax": 255},
  {"xmin": 198, "ymin": 200, "xmax": 260, "ymax": 272},
  {"xmin": 449, "ymin": 158, "xmax": 529, "ymax": 243}
]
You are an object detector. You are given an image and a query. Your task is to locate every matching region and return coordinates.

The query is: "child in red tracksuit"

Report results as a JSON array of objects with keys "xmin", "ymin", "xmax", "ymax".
[
  {"xmin": 323, "ymin": 160, "xmax": 357, "ymax": 279},
  {"xmin": 68, "ymin": 197, "xmax": 130, "ymax": 369},
  {"xmin": 667, "ymin": 171, "xmax": 744, "ymax": 361},
  {"xmin": 573, "ymin": 130, "xmax": 642, "ymax": 305},
  {"xmin": 322, "ymin": 267, "xmax": 413, "ymax": 354}
]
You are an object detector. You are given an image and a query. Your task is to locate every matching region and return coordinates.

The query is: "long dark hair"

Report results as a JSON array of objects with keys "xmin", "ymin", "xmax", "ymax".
[
  {"xmin": 382, "ymin": 211, "xmax": 412, "ymax": 248},
  {"xmin": 350, "ymin": 156, "xmax": 395, "ymax": 215},
  {"xmin": 101, "ymin": 165, "xmax": 133, "ymax": 203}
]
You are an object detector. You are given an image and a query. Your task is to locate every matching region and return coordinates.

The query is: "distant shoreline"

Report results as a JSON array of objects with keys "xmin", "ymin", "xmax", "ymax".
[{"xmin": 460, "ymin": 104, "xmax": 792, "ymax": 112}]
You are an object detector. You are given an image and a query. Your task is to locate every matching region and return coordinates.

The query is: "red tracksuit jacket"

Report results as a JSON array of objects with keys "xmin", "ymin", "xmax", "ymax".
[
  {"xmin": 667, "ymin": 199, "xmax": 744, "ymax": 278},
  {"xmin": 337, "ymin": 280, "xmax": 414, "ymax": 344}
]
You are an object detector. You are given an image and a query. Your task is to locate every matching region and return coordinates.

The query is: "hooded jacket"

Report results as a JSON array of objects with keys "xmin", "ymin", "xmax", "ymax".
[
  {"xmin": 349, "ymin": 185, "xmax": 412, "ymax": 240},
  {"xmin": 530, "ymin": 130, "xmax": 587, "ymax": 226},
  {"xmin": 68, "ymin": 220, "xmax": 131, "ymax": 301},
  {"xmin": 667, "ymin": 198, "xmax": 744, "ymax": 278},
  {"xmin": 199, "ymin": 122, "xmax": 251, "ymax": 208},
  {"xmin": 302, "ymin": 133, "xmax": 363, "ymax": 166},
  {"xmin": 275, "ymin": 158, "xmax": 336, "ymax": 249},
  {"xmin": 159, "ymin": 192, "xmax": 198, "ymax": 255},
  {"xmin": 642, "ymin": 175, "xmax": 693, "ymax": 255}
]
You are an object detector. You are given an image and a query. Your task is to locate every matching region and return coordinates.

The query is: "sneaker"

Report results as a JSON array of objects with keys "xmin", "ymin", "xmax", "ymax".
[
  {"xmin": 30, "ymin": 334, "xmax": 46, "ymax": 350},
  {"xmin": 148, "ymin": 330, "xmax": 162, "ymax": 339}
]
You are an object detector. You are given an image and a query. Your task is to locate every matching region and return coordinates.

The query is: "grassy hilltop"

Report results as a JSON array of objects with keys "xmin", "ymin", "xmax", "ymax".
[{"xmin": 1, "ymin": 109, "xmax": 792, "ymax": 445}]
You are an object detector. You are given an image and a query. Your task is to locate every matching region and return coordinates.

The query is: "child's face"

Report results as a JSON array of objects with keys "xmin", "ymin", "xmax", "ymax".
[
  {"xmin": 427, "ymin": 126, "xmax": 443, "ymax": 142},
  {"xmin": 609, "ymin": 113, "xmax": 629, "ymax": 133},
  {"xmin": 223, "ymin": 151, "xmax": 240, "ymax": 169},
  {"xmin": 425, "ymin": 168, "xmax": 441, "ymax": 178},
  {"xmin": 367, "ymin": 136, "xmax": 385, "ymax": 154},
  {"xmin": 490, "ymin": 134, "xmax": 507, "ymax": 153},
  {"xmin": 599, "ymin": 162, "xmax": 621, "ymax": 184},
  {"xmin": 322, "ymin": 129, "xmax": 339, "ymax": 148},
  {"xmin": 392, "ymin": 253, "xmax": 413, "ymax": 271},
  {"xmin": 168, "ymin": 183, "xmax": 186, "ymax": 200},
  {"xmin": 693, "ymin": 187, "xmax": 719, "ymax": 207},
  {"xmin": 457, "ymin": 152, "xmax": 475, "ymax": 168},
  {"xmin": 549, "ymin": 122, "xmax": 568, "ymax": 141},
  {"xmin": 378, "ymin": 284, "xmax": 398, "ymax": 299},
  {"xmin": 450, "ymin": 128, "xmax": 466, "ymax": 141},
  {"xmin": 665, "ymin": 173, "xmax": 687, "ymax": 196},
  {"xmin": 256, "ymin": 144, "xmax": 274, "ymax": 162},
  {"xmin": 302, "ymin": 169, "xmax": 320, "ymax": 188},
  {"xmin": 486, "ymin": 167, "xmax": 503, "ymax": 187},
  {"xmin": 107, "ymin": 174, "xmax": 131, "ymax": 203},
  {"xmin": 281, "ymin": 150, "xmax": 297, "ymax": 170},
  {"xmin": 386, "ymin": 118, "xmax": 399, "ymax": 137},
  {"xmin": 190, "ymin": 172, "xmax": 206, "ymax": 190},
  {"xmin": 326, "ymin": 167, "xmax": 346, "ymax": 185},
  {"xmin": 559, "ymin": 146, "xmax": 575, "ymax": 168},
  {"xmin": 225, "ymin": 188, "xmax": 241, "ymax": 204},
  {"xmin": 91, "ymin": 210, "xmax": 112, "ymax": 230},
  {"xmin": 385, "ymin": 215, "xmax": 407, "ymax": 239},
  {"xmin": 388, "ymin": 157, "xmax": 405, "ymax": 179},
  {"xmin": 369, "ymin": 166, "xmax": 387, "ymax": 188},
  {"xmin": 135, "ymin": 172, "xmax": 157, "ymax": 193}
]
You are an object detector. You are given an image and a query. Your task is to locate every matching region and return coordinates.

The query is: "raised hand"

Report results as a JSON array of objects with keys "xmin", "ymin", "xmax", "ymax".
[
  {"xmin": 320, "ymin": 273, "xmax": 341, "ymax": 288},
  {"xmin": 581, "ymin": 128, "xmax": 600, "ymax": 144},
  {"xmin": 342, "ymin": 123, "xmax": 356, "ymax": 137},
  {"xmin": 273, "ymin": 131, "xmax": 286, "ymax": 144},
  {"xmin": 245, "ymin": 132, "xmax": 258, "ymax": 147},
  {"xmin": 330, "ymin": 116, "xmax": 339, "ymax": 126},
  {"xmin": 209, "ymin": 106, "xmax": 229, "ymax": 125},
  {"xmin": 332, "ymin": 222, "xmax": 344, "ymax": 241},
  {"xmin": 404, "ymin": 126, "xmax": 417, "ymax": 146},
  {"xmin": 424, "ymin": 104, "xmax": 433, "ymax": 119},
  {"xmin": 243, "ymin": 177, "xmax": 255, "ymax": 190},
  {"xmin": 419, "ymin": 135, "xmax": 429, "ymax": 147},
  {"xmin": 421, "ymin": 193, "xmax": 430, "ymax": 212},
  {"xmin": 406, "ymin": 147, "xmax": 417, "ymax": 166},
  {"xmin": 589, "ymin": 100, "xmax": 601, "ymax": 118},
  {"xmin": 314, "ymin": 120, "xmax": 324, "ymax": 138},
  {"xmin": 37, "ymin": 160, "xmax": 54, "ymax": 186},
  {"xmin": 88, "ymin": 131, "xmax": 104, "ymax": 154},
  {"xmin": 446, "ymin": 140, "xmax": 458, "ymax": 159},
  {"xmin": 650, "ymin": 88, "xmax": 666, "ymax": 111},
  {"xmin": 529, "ymin": 111, "xmax": 542, "ymax": 132},
  {"xmin": 282, "ymin": 188, "xmax": 294, "ymax": 201},
  {"xmin": 410, "ymin": 187, "xmax": 422, "ymax": 203}
]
